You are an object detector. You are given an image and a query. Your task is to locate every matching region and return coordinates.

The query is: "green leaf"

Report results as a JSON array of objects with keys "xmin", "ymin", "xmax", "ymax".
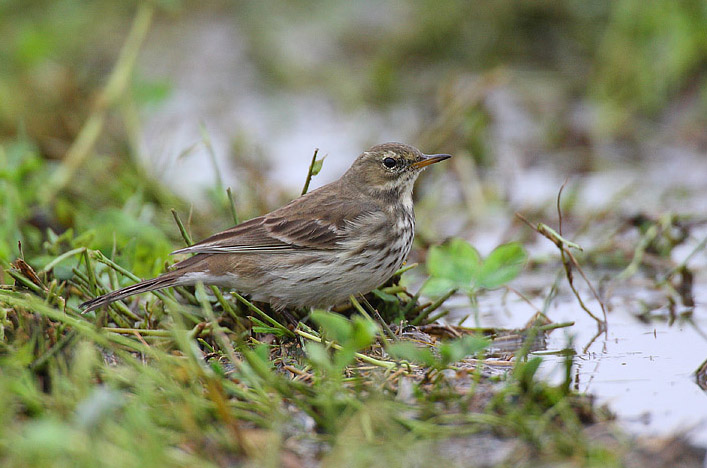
[
  {"xmin": 371, "ymin": 288, "xmax": 398, "ymax": 303},
  {"xmin": 249, "ymin": 317, "xmax": 287, "ymax": 336},
  {"xmin": 311, "ymin": 157, "xmax": 325, "ymax": 176},
  {"xmin": 517, "ymin": 356, "xmax": 543, "ymax": 389},
  {"xmin": 421, "ymin": 277, "xmax": 459, "ymax": 297},
  {"xmin": 386, "ymin": 342, "xmax": 436, "ymax": 366},
  {"xmin": 476, "ymin": 242, "xmax": 528, "ymax": 289},
  {"xmin": 438, "ymin": 335, "xmax": 490, "ymax": 366},
  {"xmin": 427, "ymin": 238, "xmax": 482, "ymax": 285},
  {"xmin": 351, "ymin": 317, "xmax": 379, "ymax": 349},
  {"xmin": 304, "ymin": 342, "xmax": 332, "ymax": 370},
  {"xmin": 310, "ymin": 310, "xmax": 353, "ymax": 343},
  {"xmin": 332, "ymin": 347, "xmax": 357, "ymax": 370}
]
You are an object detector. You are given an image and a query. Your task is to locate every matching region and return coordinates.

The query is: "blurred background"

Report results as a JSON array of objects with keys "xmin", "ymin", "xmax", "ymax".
[{"xmin": 1, "ymin": 0, "xmax": 706, "ymax": 446}]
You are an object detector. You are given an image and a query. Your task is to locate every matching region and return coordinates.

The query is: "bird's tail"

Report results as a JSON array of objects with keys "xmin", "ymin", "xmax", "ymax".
[{"xmin": 80, "ymin": 272, "xmax": 182, "ymax": 313}]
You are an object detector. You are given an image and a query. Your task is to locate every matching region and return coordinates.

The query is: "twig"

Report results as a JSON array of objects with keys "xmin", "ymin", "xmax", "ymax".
[
  {"xmin": 103, "ymin": 327, "xmax": 173, "ymax": 336},
  {"xmin": 29, "ymin": 330, "xmax": 78, "ymax": 371},
  {"xmin": 537, "ymin": 321, "xmax": 575, "ymax": 332},
  {"xmin": 356, "ymin": 294, "xmax": 398, "ymax": 342},
  {"xmin": 90, "ymin": 250, "xmax": 173, "ymax": 307},
  {"xmin": 301, "ymin": 148, "xmax": 320, "ymax": 195},
  {"xmin": 504, "ymin": 285, "xmax": 543, "ymax": 314},
  {"xmin": 401, "ymin": 280, "xmax": 425, "ymax": 319},
  {"xmin": 516, "ymin": 210, "xmax": 607, "ymax": 328},
  {"xmin": 196, "ymin": 283, "xmax": 241, "ymax": 366},
  {"xmin": 82, "ymin": 249, "xmax": 98, "ymax": 295},
  {"xmin": 348, "ymin": 294, "xmax": 372, "ymax": 320},
  {"xmin": 7, "ymin": 269, "xmax": 45, "ymax": 295},
  {"xmin": 425, "ymin": 309, "xmax": 449, "ymax": 324},
  {"xmin": 557, "ymin": 178, "xmax": 568, "ymax": 236},
  {"xmin": 616, "ymin": 222, "xmax": 658, "ymax": 281},
  {"xmin": 394, "ymin": 262, "xmax": 418, "ymax": 276},
  {"xmin": 198, "ymin": 122, "xmax": 224, "ymax": 193}
]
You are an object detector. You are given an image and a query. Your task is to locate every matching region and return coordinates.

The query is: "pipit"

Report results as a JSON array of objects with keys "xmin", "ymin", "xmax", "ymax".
[{"xmin": 81, "ymin": 142, "xmax": 451, "ymax": 313}]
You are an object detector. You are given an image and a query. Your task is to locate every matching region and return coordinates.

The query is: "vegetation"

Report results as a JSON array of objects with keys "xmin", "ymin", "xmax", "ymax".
[{"xmin": 1, "ymin": 1, "xmax": 705, "ymax": 466}]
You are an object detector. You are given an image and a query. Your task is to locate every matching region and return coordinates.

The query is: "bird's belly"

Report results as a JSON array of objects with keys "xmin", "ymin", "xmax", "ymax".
[{"xmin": 249, "ymin": 240, "xmax": 411, "ymax": 308}]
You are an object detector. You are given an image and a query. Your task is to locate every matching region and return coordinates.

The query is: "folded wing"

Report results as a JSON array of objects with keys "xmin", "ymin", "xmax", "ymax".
[{"xmin": 171, "ymin": 186, "xmax": 381, "ymax": 255}]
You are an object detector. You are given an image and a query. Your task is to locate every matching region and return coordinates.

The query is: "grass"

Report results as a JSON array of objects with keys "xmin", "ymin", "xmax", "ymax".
[
  {"xmin": 0, "ymin": 118, "xmax": 619, "ymax": 466},
  {"xmin": 0, "ymin": 284, "xmax": 614, "ymax": 467},
  {"xmin": 0, "ymin": 124, "xmax": 625, "ymax": 466},
  {"xmin": 2, "ymin": 1, "xmax": 705, "ymax": 466}
]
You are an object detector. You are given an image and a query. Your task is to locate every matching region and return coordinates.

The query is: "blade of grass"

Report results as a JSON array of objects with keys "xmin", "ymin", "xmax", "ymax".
[
  {"xmin": 40, "ymin": 247, "xmax": 87, "ymax": 274},
  {"xmin": 294, "ymin": 328, "xmax": 397, "ymax": 370},
  {"xmin": 231, "ymin": 292, "xmax": 294, "ymax": 338},
  {"xmin": 226, "ymin": 187, "xmax": 239, "ymax": 225},
  {"xmin": 39, "ymin": 4, "xmax": 155, "ymax": 204},
  {"xmin": 411, "ymin": 288, "xmax": 457, "ymax": 325}
]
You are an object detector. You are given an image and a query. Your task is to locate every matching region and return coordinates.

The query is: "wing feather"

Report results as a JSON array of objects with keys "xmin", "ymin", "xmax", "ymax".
[{"xmin": 171, "ymin": 183, "xmax": 383, "ymax": 255}]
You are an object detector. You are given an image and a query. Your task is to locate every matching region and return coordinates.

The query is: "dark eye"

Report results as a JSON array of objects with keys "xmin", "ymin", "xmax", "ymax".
[{"xmin": 383, "ymin": 157, "xmax": 397, "ymax": 168}]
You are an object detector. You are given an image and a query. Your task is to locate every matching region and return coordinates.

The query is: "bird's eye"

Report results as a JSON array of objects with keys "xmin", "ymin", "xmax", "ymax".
[{"xmin": 383, "ymin": 157, "xmax": 397, "ymax": 168}]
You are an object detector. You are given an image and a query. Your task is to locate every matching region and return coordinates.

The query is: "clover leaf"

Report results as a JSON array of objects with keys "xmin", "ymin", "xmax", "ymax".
[{"xmin": 423, "ymin": 238, "xmax": 527, "ymax": 296}]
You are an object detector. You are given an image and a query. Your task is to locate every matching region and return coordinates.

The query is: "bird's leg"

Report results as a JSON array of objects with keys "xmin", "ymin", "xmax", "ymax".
[{"xmin": 278, "ymin": 308, "xmax": 300, "ymax": 328}]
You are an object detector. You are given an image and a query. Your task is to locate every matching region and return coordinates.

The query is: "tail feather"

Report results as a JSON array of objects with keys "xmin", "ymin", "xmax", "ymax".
[{"xmin": 80, "ymin": 273, "xmax": 181, "ymax": 313}]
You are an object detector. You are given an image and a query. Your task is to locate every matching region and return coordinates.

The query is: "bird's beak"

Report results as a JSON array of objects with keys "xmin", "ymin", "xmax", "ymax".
[{"xmin": 411, "ymin": 153, "xmax": 452, "ymax": 169}]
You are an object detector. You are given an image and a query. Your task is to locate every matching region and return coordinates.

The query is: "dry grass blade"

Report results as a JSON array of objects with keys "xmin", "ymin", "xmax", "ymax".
[{"xmin": 515, "ymin": 209, "xmax": 607, "ymax": 329}]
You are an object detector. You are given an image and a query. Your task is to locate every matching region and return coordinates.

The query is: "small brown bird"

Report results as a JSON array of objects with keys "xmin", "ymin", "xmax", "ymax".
[{"xmin": 81, "ymin": 142, "xmax": 451, "ymax": 313}]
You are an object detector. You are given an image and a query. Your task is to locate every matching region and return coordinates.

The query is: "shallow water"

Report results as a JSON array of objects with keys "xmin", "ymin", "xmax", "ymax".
[{"xmin": 450, "ymin": 271, "xmax": 707, "ymax": 446}]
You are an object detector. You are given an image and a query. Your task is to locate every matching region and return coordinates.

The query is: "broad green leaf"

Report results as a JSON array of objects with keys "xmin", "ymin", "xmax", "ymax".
[
  {"xmin": 311, "ymin": 310, "xmax": 353, "ymax": 343},
  {"xmin": 351, "ymin": 317, "xmax": 379, "ymax": 349},
  {"xmin": 371, "ymin": 288, "xmax": 398, "ymax": 303},
  {"xmin": 386, "ymin": 342, "xmax": 436, "ymax": 367},
  {"xmin": 333, "ymin": 347, "xmax": 357, "ymax": 370},
  {"xmin": 304, "ymin": 342, "xmax": 332, "ymax": 370},
  {"xmin": 427, "ymin": 238, "xmax": 482, "ymax": 285},
  {"xmin": 476, "ymin": 242, "xmax": 528, "ymax": 289},
  {"xmin": 421, "ymin": 277, "xmax": 459, "ymax": 297},
  {"xmin": 438, "ymin": 335, "xmax": 490, "ymax": 366}
]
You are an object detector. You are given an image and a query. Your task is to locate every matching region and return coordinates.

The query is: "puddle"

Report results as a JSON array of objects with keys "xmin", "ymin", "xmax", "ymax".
[{"xmin": 448, "ymin": 273, "xmax": 707, "ymax": 446}]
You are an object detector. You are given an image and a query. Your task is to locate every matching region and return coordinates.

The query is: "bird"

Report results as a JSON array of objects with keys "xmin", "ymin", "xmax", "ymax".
[{"xmin": 80, "ymin": 142, "xmax": 451, "ymax": 313}]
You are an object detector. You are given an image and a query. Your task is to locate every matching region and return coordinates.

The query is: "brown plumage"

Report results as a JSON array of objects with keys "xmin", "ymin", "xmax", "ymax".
[{"xmin": 80, "ymin": 142, "xmax": 451, "ymax": 313}]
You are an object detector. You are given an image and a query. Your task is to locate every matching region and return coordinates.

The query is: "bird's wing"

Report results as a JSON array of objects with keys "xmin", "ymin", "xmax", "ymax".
[{"xmin": 171, "ymin": 186, "xmax": 382, "ymax": 255}]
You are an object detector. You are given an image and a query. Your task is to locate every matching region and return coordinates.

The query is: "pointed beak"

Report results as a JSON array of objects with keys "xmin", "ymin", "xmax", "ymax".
[{"xmin": 411, "ymin": 153, "xmax": 452, "ymax": 169}]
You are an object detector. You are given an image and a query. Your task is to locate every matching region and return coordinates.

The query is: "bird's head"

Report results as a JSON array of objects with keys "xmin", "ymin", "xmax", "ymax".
[{"xmin": 343, "ymin": 142, "xmax": 451, "ymax": 197}]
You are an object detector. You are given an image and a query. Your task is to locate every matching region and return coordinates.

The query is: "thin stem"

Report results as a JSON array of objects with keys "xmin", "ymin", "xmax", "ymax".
[
  {"xmin": 301, "ymin": 148, "xmax": 319, "ymax": 195},
  {"xmin": 294, "ymin": 328, "xmax": 396, "ymax": 369},
  {"xmin": 231, "ymin": 292, "xmax": 294, "ymax": 337},
  {"xmin": 226, "ymin": 187, "xmax": 239, "ymax": 225}
]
